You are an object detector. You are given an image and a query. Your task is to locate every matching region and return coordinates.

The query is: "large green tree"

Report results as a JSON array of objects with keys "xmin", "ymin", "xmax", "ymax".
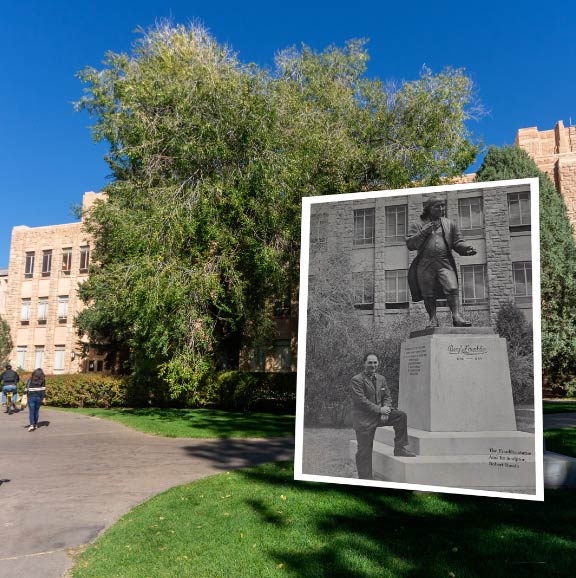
[
  {"xmin": 475, "ymin": 145, "xmax": 576, "ymax": 385},
  {"xmin": 75, "ymin": 23, "xmax": 481, "ymax": 396}
]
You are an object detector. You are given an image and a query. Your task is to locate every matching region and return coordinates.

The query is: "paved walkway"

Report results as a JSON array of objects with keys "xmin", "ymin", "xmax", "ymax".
[{"xmin": 0, "ymin": 409, "xmax": 294, "ymax": 578}]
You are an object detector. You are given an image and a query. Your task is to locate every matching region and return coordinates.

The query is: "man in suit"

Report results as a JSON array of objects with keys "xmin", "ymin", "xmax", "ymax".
[
  {"xmin": 406, "ymin": 197, "xmax": 477, "ymax": 327},
  {"xmin": 350, "ymin": 353, "xmax": 415, "ymax": 480}
]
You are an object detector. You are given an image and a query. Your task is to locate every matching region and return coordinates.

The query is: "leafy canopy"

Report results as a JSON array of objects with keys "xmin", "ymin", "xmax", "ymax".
[{"xmin": 75, "ymin": 23, "xmax": 481, "ymax": 395}]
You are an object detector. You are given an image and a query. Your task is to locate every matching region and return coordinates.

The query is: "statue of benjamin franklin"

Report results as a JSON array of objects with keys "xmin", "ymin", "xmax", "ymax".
[{"xmin": 406, "ymin": 197, "xmax": 477, "ymax": 328}]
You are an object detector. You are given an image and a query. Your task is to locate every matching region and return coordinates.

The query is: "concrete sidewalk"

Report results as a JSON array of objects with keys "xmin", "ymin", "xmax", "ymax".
[{"xmin": 0, "ymin": 408, "xmax": 294, "ymax": 578}]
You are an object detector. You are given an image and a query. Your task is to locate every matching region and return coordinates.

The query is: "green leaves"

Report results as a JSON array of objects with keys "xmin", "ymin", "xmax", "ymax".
[
  {"xmin": 75, "ymin": 22, "xmax": 481, "ymax": 394},
  {"xmin": 476, "ymin": 145, "xmax": 576, "ymax": 385}
]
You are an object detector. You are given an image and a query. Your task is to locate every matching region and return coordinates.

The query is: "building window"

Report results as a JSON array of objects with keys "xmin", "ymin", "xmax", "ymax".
[
  {"xmin": 34, "ymin": 345, "xmax": 45, "ymax": 369},
  {"xmin": 21, "ymin": 299, "xmax": 31, "ymax": 325},
  {"xmin": 310, "ymin": 213, "xmax": 328, "ymax": 245},
  {"xmin": 37, "ymin": 297, "xmax": 49, "ymax": 324},
  {"xmin": 354, "ymin": 271, "xmax": 374, "ymax": 309},
  {"xmin": 513, "ymin": 261, "xmax": 532, "ymax": 302},
  {"xmin": 385, "ymin": 270, "xmax": 409, "ymax": 309},
  {"xmin": 354, "ymin": 208, "xmax": 375, "ymax": 246},
  {"xmin": 61, "ymin": 248, "xmax": 72, "ymax": 275},
  {"xmin": 58, "ymin": 296, "xmax": 69, "ymax": 322},
  {"xmin": 458, "ymin": 197, "xmax": 484, "ymax": 235},
  {"xmin": 79, "ymin": 246, "xmax": 90, "ymax": 273},
  {"xmin": 25, "ymin": 252, "xmax": 35, "ymax": 278},
  {"xmin": 54, "ymin": 345, "xmax": 66, "ymax": 374},
  {"xmin": 461, "ymin": 264, "xmax": 488, "ymax": 305},
  {"xmin": 508, "ymin": 192, "xmax": 531, "ymax": 228},
  {"xmin": 17, "ymin": 346, "xmax": 27, "ymax": 370},
  {"xmin": 385, "ymin": 205, "xmax": 407, "ymax": 242},
  {"xmin": 42, "ymin": 250, "xmax": 52, "ymax": 277},
  {"xmin": 273, "ymin": 340, "xmax": 292, "ymax": 372}
]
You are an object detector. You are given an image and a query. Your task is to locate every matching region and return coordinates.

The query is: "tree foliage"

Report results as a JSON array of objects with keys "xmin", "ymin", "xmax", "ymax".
[
  {"xmin": 475, "ymin": 145, "xmax": 576, "ymax": 385},
  {"xmin": 75, "ymin": 23, "xmax": 481, "ymax": 395},
  {"xmin": 0, "ymin": 315, "xmax": 12, "ymax": 367}
]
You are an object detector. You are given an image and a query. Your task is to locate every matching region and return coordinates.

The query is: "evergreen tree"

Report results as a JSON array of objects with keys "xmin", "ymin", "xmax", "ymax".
[{"xmin": 476, "ymin": 145, "xmax": 576, "ymax": 385}]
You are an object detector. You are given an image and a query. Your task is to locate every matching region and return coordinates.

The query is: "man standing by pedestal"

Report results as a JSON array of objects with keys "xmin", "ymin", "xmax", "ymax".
[
  {"xmin": 350, "ymin": 353, "xmax": 415, "ymax": 480},
  {"xmin": 406, "ymin": 197, "xmax": 477, "ymax": 328}
]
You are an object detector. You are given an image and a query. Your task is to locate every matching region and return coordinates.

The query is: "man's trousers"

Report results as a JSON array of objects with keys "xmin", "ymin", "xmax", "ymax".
[{"xmin": 354, "ymin": 409, "xmax": 409, "ymax": 480}]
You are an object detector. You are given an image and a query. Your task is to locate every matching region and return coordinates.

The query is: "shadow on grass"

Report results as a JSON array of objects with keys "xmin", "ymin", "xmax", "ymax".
[
  {"xmin": 238, "ymin": 463, "xmax": 576, "ymax": 578},
  {"xmin": 545, "ymin": 428, "xmax": 576, "ymax": 458},
  {"xmin": 543, "ymin": 401, "xmax": 576, "ymax": 414},
  {"xmin": 88, "ymin": 407, "xmax": 295, "ymax": 438},
  {"xmin": 180, "ymin": 438, "xmax": 294, "ymax": 470}
]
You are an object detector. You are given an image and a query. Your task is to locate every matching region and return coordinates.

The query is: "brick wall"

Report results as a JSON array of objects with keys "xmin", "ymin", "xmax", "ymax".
[
  {"xmin": 516, "ymin": 120, "xmax": 576, "ymax": 228},
  {"xmin": 5, "ymin": 192, "xmax": 100, "ymax": 373}
]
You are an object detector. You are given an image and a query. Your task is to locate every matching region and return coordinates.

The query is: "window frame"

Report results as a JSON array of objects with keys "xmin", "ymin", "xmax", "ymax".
[
  {"xmin": 458, "ymin": 197, "xmax": 484, "ymax": 236},
  {"xmin": 42, "ymin": 250, "xmax": 52, "ymax": 277},
  {"xmin": 461, "ymin": 264, "xmax": 488, "ymax": 305},
  {"xmin": 385, "ymin": 204, "xmax": 408, "ymax": 243},
  {"xmin": 79, "ymin": 246, "xmax": 90, "ymax": 273},
  {"xmin": 310, "ymin": 213, "xmax": 328, "ymax": 245},
  {"xmin": 354, "ymin": 271, "xmax": 374, "ymax": 310},
  {"xmin": 508, "ymin": 192, "xmax": 531, "ymax": 229},
  {"xmin": 61, "ymin": 247, "xmax": 73, "ymax": 275},
  {"xmin": 385, "ymin": 269, "xmax": 409, "ymax": 309},
  {"xmin": 353, "ymin": 208, "xmax": 375, "ymax": 246},
  {"xmin": 25, "ymin": 252, "xmax": 35, "ymax": 278}
]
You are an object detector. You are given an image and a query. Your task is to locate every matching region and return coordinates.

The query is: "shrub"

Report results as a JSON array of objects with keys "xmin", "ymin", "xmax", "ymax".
[
  {"xmin": 43, "ymin": 374, "xmax": 132, "ymax": 408},
  {"xmin": 35, "ymin": 371, "xmax": 296, "ymax": 411},
  {"xmin": 495, "ymin": 302, "xmax": 534, "ymax": 404},
  {"xmin": 211, "ymin": 371, "xmax": 296, "ymax": 412}
]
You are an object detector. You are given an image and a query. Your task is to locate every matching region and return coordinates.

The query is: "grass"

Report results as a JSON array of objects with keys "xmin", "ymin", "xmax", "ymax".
[
  {"xmin": 544, "ymin": 428, "xmax": 576, "ymax": 458},
  {"xmin": 543, "ymin": 401, "xmax": 576, "ymax": 414},
  {"xmin": 52, "ymin": 407, "xmax": 295, "ymax": 438},
  {"xmin": 69, "ymin": 461, "xmax": 576, "ymax": 578}
]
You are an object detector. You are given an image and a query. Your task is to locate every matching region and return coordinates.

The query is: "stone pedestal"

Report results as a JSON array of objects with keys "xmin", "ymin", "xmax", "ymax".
[{"xmin": 367, "ymin": 328, "xmax": 536, "ymax": 493}]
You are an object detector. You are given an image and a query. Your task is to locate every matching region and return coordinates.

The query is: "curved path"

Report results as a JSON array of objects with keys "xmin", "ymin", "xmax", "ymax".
[{"xmin": 0, "ymin": 408, "xmax": 294, "ymax": 578}]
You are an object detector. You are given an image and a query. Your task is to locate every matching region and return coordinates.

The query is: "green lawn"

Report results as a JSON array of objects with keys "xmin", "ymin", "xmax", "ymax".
[
  {"xmin": 52, "ymin": 407, "xmax": 295, "ymax": 438},
  {"xmin": 544, "ymin": 428, "xmax": 576, "ymax": 458},
  {"xmin": 543, "ymin": 401, "xmax": 576, "ymax": 414},
  {"xmin": 70, "ymin": 462, "xmax": 575, "ymax": 578}
]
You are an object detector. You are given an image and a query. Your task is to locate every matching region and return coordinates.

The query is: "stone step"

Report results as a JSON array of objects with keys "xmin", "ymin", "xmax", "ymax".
[
  {"xmin": 371, "ymin": 440, "xmax": 536, "ymax": 490},
  {"xmin": 375, "ymin": 426, "xmax": 535, "ymax": 456}
]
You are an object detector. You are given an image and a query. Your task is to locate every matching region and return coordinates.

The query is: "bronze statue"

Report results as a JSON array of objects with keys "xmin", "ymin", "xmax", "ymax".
[{"xmin": 406, "ymin": 197, "xmax": 477, "ymax": 327}]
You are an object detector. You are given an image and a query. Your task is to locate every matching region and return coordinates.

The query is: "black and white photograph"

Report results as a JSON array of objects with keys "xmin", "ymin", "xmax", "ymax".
[{"xmin": 294, "ymin": 178, "xmax": 544, "ymax": 501}]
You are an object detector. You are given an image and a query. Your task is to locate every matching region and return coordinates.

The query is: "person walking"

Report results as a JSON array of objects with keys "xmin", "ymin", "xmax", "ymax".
[
  {"xmin": 1, "ymin": 364, "xmax": 20, "ymax": 413},
  {"xmin": 26, "ymin": 368, "xmax": 46, "ymax": 431}
]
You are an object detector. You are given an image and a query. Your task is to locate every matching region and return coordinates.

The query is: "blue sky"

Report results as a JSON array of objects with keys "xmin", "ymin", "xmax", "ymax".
[{"xmin": 1, "ymin": 1, "xmax": 574, "ymax": 268}]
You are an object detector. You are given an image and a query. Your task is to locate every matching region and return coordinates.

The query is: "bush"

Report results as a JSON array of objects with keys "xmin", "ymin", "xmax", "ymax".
[
  {"xmin": 32, "ymin": 371, "xmax": 296, "ymax": 411},
  {"xmin": 211, "ymin": 371, "xmax": 296, "ymax": 412},
  {"xmin": 495, "ymin": 302, "xmax": 534, "ymax": 404},
  {"xmin": 42, "ymin": 374, "xmax": 132, "ymax": 408}
]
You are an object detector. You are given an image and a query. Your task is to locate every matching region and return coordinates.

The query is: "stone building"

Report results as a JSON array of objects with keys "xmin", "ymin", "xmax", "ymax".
[
  {"xmin": 4, "ymin": 192, "xmax": 104, "ymax": 374},
  {"xmin": 516, "ymin": 120, "xmax": 576, "ymax": 227},
  {"xmin": 308, "ymin": 181, "xmax": 534, "ymax": 330}
]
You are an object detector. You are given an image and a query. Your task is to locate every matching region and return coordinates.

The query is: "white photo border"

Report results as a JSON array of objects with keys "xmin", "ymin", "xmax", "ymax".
[{"xmin": 294, "ymin": 178, "xmax": 544, "ymax": 501}]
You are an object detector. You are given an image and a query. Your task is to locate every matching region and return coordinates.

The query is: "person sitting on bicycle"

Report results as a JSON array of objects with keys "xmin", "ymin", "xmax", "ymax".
[{"xmin": 1, "ymin": 364, "xmax": 19, "ymax": 412}]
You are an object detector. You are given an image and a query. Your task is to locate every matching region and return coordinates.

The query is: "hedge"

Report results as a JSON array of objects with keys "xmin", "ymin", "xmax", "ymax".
[{"xmin": 14, "ymin": 371, "xmax": 296, "ymax": 411}]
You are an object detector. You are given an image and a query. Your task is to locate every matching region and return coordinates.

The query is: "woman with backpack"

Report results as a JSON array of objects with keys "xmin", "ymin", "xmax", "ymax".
[{"xmin": 26, "ymin": 368, "xmax": 46, "ymax": 431}]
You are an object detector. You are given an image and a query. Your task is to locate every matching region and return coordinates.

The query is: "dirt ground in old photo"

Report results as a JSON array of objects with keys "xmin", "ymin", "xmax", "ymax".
[{"xmin": 302, "ymin": 406, "xmax": 535, "ymax": 479}]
